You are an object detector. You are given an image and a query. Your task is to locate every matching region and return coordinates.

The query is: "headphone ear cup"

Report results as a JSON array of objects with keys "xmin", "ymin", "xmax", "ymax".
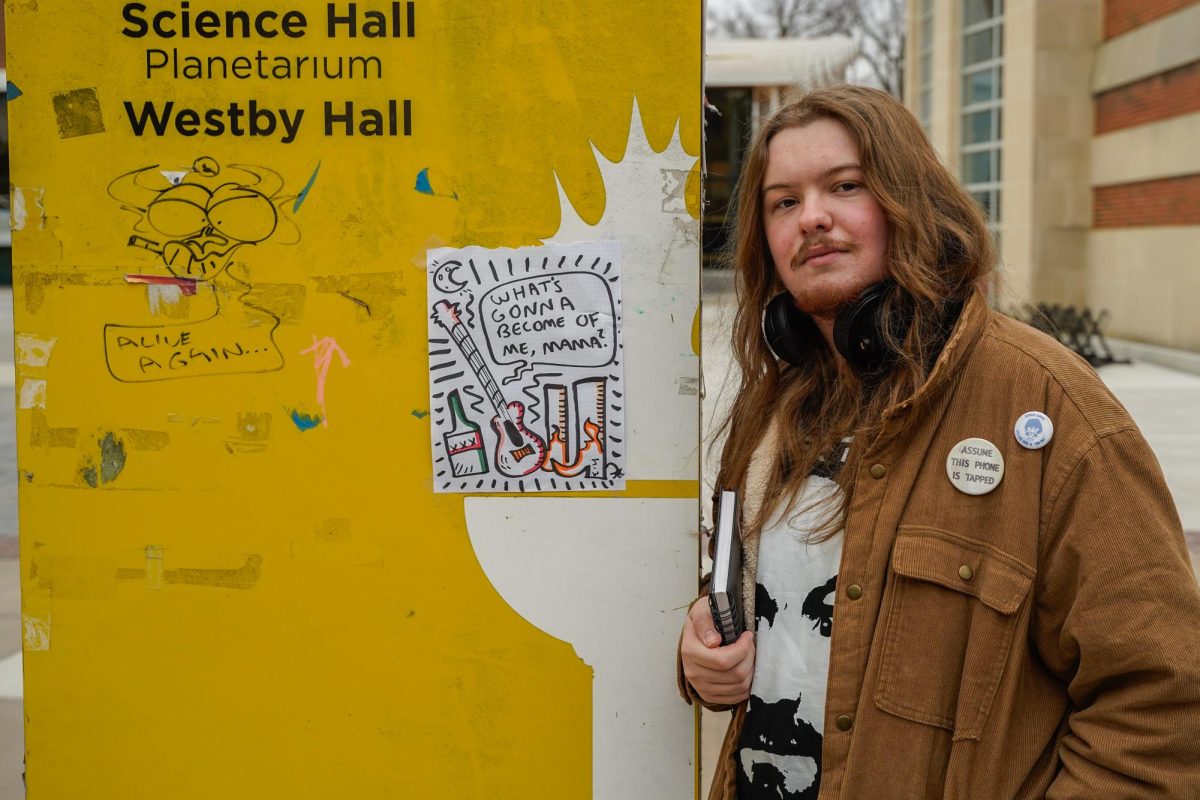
[
  {"xmin": 833, "ymin": 282, "xmax": 891, "ymax": 374},
  {"xmin": 763, "ymin": 292, "xmax": 811, "ymax": 367}
]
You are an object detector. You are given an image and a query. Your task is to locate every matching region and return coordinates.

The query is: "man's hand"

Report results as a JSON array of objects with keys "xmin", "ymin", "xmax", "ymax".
[{"xmin": 680, "ymin": 596, "xmax": 755, "ymax": 705}]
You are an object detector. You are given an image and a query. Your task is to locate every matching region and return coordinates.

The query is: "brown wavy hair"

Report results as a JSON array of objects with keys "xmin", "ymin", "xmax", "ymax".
[{"xmin": 714, "ymin": 84, "xmax": 994, "ymax": 540}]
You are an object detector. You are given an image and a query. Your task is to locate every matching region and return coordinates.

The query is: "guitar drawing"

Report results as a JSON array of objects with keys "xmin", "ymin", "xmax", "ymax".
[{"xmin": 431, "ymin": 300, "xmax": 548, "ymax": 477}]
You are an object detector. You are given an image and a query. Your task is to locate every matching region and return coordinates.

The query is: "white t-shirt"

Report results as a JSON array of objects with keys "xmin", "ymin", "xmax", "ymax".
[{"xmin": 736, "ymin": 463, "xmax": 845, "ymax": 800}]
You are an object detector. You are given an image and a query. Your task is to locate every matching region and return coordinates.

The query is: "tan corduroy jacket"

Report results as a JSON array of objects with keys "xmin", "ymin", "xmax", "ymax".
[{"xmin": 680, "ymin": 292, "xmax": 1200, "ymax": 799}]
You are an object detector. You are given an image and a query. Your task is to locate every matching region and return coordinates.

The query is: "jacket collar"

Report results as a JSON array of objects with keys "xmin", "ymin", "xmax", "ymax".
[{"xmin": 879, "ymin": 288, "xmax": 990, "ymax": 429}]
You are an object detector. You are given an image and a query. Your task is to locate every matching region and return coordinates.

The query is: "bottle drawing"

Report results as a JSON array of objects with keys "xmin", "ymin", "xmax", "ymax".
[{"xmin": 444, "ymin": 389, "xmax": 489, "ymax": 476}]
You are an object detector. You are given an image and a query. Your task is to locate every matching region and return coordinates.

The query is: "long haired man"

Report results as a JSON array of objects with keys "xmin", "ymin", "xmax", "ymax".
[{"xmin": 680, "ymin": 85, "xmax": 1200, "ymax": 800}]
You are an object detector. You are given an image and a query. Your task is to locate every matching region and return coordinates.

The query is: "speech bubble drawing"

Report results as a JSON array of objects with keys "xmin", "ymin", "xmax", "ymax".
[{"xmin": 481, "ymin": 272, "xmax": 617, "ymax": 383}]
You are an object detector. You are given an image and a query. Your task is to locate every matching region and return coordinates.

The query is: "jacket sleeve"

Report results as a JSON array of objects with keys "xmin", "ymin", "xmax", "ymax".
[{"xmin": 1035, "ymin": 427, "xmax": 1200, "ymax": 799}]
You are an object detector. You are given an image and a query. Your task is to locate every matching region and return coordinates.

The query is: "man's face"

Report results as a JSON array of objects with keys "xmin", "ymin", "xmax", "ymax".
[{"xmin": 762, "ymin": 119, "xmax": 889, "ymax": 320}]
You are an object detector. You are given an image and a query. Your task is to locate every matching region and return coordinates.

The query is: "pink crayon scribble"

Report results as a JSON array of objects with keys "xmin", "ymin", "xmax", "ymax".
[{"xmin": 300, "ymin": 335, "xmax": 350, "ymax": 427}]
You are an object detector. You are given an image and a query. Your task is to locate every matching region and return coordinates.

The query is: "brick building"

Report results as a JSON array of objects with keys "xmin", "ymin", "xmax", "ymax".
[{"xmin": 905, "ymin": 0, "xmax": 1200, "ymax": 352}]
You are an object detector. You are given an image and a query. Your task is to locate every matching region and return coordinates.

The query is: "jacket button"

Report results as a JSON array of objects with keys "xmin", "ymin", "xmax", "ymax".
[
  {"xmin": 835, "ymin": 714, "xmax": 854, "ymax": 731},
  {"xmin": 959, "ymin": 565, "xmax": 975, "ymax": 581},
  {"xmin": 869, "ymin": 463, "xmax": 887, "ymax": 479},
  {"xmin": 846, "ymin": 584, "xmax": 863, "ymax": 600}
]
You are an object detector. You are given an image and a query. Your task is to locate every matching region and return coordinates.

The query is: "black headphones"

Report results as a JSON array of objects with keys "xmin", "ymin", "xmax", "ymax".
[{"xmin": 763, "ymin": 282, "xmax": 911, "ymax": 376}]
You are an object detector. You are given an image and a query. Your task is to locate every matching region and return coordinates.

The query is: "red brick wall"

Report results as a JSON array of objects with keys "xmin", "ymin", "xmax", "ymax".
[
  {"xmin": 1105, "ymin": 0, "xmax": 1197, "ymax": 38},
  {"xmin": 1095, "ymin": 61, "xmax": 1200, "ymax": 133},
  {"xmin": 1094, "ymin": 174, "xmax": 1200, "ymax": 227}
]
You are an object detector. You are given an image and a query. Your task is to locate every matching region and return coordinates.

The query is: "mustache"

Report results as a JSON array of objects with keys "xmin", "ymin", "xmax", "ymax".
[{"xmin": 792, "ymin": 235, "xmax": 857, "ymax": 267}]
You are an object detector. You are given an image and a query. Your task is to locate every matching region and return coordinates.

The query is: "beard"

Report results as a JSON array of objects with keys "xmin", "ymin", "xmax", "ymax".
[{"xmin": 785, "ymin": 238, "xmax": 866, "ymax": 318}]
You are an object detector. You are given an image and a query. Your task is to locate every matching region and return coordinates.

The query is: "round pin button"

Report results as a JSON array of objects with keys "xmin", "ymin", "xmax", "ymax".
[
  {"xmin": 946, "ymin": 437, "xmax": 1004, "ymax": 495},
  {"xmin": 1014, "ymin": 411, "xmax": 1053, "ymax": 450}
]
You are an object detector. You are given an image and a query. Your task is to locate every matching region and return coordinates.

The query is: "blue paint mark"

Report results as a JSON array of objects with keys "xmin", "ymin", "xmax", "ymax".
[
  {"xmin": 289, "ymin": 409, "xmax": 321, "ymax": 431},
  {"xmin": 6, "ymin": 82, "xmax": 21, "ymax": 102},
  {"xmin": 411, "ymin": 409, "xmax": 429, "ymax": 419},
  {"xmin": 415, "ymin": 168, "xmax": 434, "ymax": 195},
  {"xmin": 293, "ymin": 161, "xmax": 321, "ymax": 212}
]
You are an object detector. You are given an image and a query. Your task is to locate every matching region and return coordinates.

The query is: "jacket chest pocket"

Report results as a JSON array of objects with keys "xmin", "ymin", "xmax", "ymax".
[{"xmin": 874, "ymin": 529, "xmax": 1033, "ymax": 740}]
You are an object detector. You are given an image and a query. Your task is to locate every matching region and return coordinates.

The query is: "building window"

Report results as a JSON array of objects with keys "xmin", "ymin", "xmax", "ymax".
[
  {"xmin": 918, "ymin": 0, "xmax": 934, "ymax": 134},
  {"xmin": 961, "ymin": 0, "xmax": 1002, "ymax": 227}
]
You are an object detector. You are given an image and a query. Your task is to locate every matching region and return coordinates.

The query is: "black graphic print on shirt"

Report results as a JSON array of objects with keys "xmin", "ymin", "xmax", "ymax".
[
  {"xmin": 736, "ymin": 470, "xmax": 842, "ymax": 800},
  {"xmin": 802, "ymin": 576, "xmax": 837, "ymax": 637},
  {"xmin": 738, "ymin": 694, "xmax": 824, "ymax": 800}
]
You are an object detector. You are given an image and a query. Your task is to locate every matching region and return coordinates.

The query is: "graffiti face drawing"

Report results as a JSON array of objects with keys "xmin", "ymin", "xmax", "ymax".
[
  {"xmin": 109, "ymin": 156, "xmax": 293, "ymax": 280},
  {"xmin": 103, "ymin": 156, "xmax": 304, "ymax": 383}
]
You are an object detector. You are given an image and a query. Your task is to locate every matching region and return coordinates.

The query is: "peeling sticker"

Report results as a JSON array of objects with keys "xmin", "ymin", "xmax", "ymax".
[
  {"xmin": 146, "ymin": 283, "xmax": 183, "ymax": 314},
  {"xmin": 415, "ymin": 167, "xmax": 458, "ymax": 200},
  {"xmin": 79, "ymin": 431, "xmax": 127, "ymax": 487},
  {"xmin": 115, "ymin": 553, "xmax": 263, "ymax": 590},
  {"xmin": 660, "ymin": 168, "xmax": 690, "ymax": 215},
  {"xmin": 125, "ymin": 274, "xmax": 199, "ymax": 295},
  {"xmin": 99, "ymin": 432, "xmax": 126, "ymax": 483},
  {"xmin": 144, "ymin": 545, "xmax": 164, "ymax": 590},
  {"xmin": 30, "ymin": 410, "xmax": 78, "ymax": 448},
  {"xmin": 31, "ymin": 555, "xmax": 118, "ymax": 598},
  {"xmin": 11, "ymin": 189, "xmax": 25, "ymax": 231},
  {"xmin": 15, "ymin": 333, "xmax": 57, "ymax": 367},
  {"xmin": 244, "ymin": 283, "xmax": 306, "ymax": 324},
  {"xmin": 235, "ymin": 412, "xmax": 273, "ymax": 442},
  {"xmin": 118, "ymin": 428, "xmax": 169, "ymax": 450},
  {"xmin": 677, "ymin": 376, "xmax": 700, "ymax": 396},
  {"xmin": 32, "ymin": 188, "xmax": 46, "ymax": 230},
  {"xmin": 22, "ymin": 614, "xmax": 49, "ymax": 651},
  {"xmin": 51, "ymin": 87, "xmax": 105, "ymax": 138},
  {"xmin": 18, "ymin": 378, "xmax": 47, "ymax": 409},
  {"xmin": 12, "ymin": 188, "xmax": 46, "ymax": 233}
]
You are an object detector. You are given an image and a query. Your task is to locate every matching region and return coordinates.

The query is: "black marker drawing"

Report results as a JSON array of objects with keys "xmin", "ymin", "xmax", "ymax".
[
  {"xmin": 103, "ymin": 156, "xmax": 305, "ymax": 382},
  {"xmin": 432, "ymin": 300, "xmax": 547, "ymax": 478},
  {"xmin": 427, "ymin": 243, "xmax": 624, "ymax": 493}
]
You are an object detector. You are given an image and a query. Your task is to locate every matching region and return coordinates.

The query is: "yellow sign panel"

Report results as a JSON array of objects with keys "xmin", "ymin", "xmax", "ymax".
[{"xmin": 8, "ymin": 0, "xmax": 700, "ymax": 796}]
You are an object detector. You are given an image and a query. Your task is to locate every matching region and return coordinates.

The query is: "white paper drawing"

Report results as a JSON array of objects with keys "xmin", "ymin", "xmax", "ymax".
[{"xmin": 427, "ymin": 241, "xmax": 624, "ymax": 493}]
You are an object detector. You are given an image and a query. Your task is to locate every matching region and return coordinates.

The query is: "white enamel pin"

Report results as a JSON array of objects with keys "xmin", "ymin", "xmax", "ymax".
[
  {"xmin": 947, "ymin": 437, "xmax": 1004, "ymax": 495},
  {"xmin": 1014, "ymin": 411, "xmax": 1053, "ymax": 450}
]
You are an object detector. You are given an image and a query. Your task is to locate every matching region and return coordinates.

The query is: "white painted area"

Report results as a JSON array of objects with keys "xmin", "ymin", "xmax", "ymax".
[
  {"xmin": 14, "ymin": 333, "xmax": 57, "ymax": 367},
  {"xmin": 1093, "ymin": 4, "xmax": 1200, "ymax": 92},
  {"xmin": 465, "ymin": 497, "xmax": 697, "ymax": 800},
  {"xmin": 22, "ymin": 615, "xmax": 49, "ymax": 653},
  {"xmin": 545, "ymin": 98, "xmax": 701, "ymax": 482},
  {"xmin": 146, "ymin": 284, "xmax": 183, "ymax": 315},
  {"xmin": 17, "ymin": 378, "xmax": 45, "ymax": 410},
  {"xmin": 0, "ymin": 364, "xmax": 13, "ymax": 389},
  {"xmin": 31, "ymin": 188, "xmax": 45, "ymax": 231},
  {"xmin": 0, "ymin": 652, "xmax": 20, "ymax": 700},
  {"xmin": 1091, "ymin": 113, "xmax": 1200, "ymax": 187}
]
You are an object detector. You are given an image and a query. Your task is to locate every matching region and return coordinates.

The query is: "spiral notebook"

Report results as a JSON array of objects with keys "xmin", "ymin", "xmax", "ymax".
[{"xmin": 708, "ymin": 489, "xmax": 745, "ymax": 646}]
